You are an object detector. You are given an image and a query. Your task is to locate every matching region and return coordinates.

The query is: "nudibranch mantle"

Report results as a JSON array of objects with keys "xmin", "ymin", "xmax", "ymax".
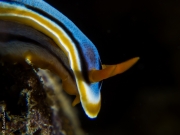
[{"xmin": 0, "ymin": 0, "xmax": 139, "ymax": 118}]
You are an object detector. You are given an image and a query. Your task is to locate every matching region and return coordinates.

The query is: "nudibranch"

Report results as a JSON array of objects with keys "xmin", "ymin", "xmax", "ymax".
[{"xmin": 0, "ymin": 0, "xmax": 139, "ymax": 118}]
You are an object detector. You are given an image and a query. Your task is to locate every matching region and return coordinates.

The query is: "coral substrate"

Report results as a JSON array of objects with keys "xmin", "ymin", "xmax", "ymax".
[{"xmin": 0, "ymin": 62, "xmax": 84, "ymax": 135}]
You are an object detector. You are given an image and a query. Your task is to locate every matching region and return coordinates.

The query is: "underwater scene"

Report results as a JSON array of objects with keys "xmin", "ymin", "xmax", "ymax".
[{"xmin": 0, "ymin": 0, "xmax": 179, "ymax": 135}]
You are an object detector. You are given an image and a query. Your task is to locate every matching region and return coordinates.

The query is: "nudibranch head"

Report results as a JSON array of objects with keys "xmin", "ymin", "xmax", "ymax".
[{"xmin": 0, "ymin": 0, "xmax": 139, "ymax": 118}]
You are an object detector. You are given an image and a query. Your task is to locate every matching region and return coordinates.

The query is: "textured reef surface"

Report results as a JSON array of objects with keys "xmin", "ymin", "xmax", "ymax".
[{"xmin": 0, "ymin": 62, "xmax": 84, "ymax": 135}]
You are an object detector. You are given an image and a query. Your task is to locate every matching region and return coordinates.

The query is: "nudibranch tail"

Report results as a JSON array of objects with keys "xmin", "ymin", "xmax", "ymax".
[{"xmin": 89, "ymin": 57, "xmax": 139, "ymax": 82}]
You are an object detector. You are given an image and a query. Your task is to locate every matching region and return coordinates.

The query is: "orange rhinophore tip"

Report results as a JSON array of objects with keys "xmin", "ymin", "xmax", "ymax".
[{"xmin": 89, "ymin": 57, "xmax": 139, "ymax": 82}]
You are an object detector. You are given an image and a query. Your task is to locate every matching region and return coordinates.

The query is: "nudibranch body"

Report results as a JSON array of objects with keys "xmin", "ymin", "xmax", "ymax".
[{"xmin": 0, "ymin": 0, "xmax": 139, "ymax": 118}]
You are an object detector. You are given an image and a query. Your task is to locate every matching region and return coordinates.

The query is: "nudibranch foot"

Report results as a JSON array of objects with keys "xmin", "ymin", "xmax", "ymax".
[{"xmin": 0, "ymin": 40, "xmax": 79, "ymax": 99}]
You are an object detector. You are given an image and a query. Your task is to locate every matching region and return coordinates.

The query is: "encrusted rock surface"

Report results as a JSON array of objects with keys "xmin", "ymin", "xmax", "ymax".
[{"xmin": 0, "ymin": 62, "xmax": 84, "ymax": 135}]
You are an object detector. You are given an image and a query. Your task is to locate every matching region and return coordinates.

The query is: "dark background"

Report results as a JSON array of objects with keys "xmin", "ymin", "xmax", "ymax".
[{"xmin": 46, "ymin": 0, "xmax": 180, "ymax": 135}]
